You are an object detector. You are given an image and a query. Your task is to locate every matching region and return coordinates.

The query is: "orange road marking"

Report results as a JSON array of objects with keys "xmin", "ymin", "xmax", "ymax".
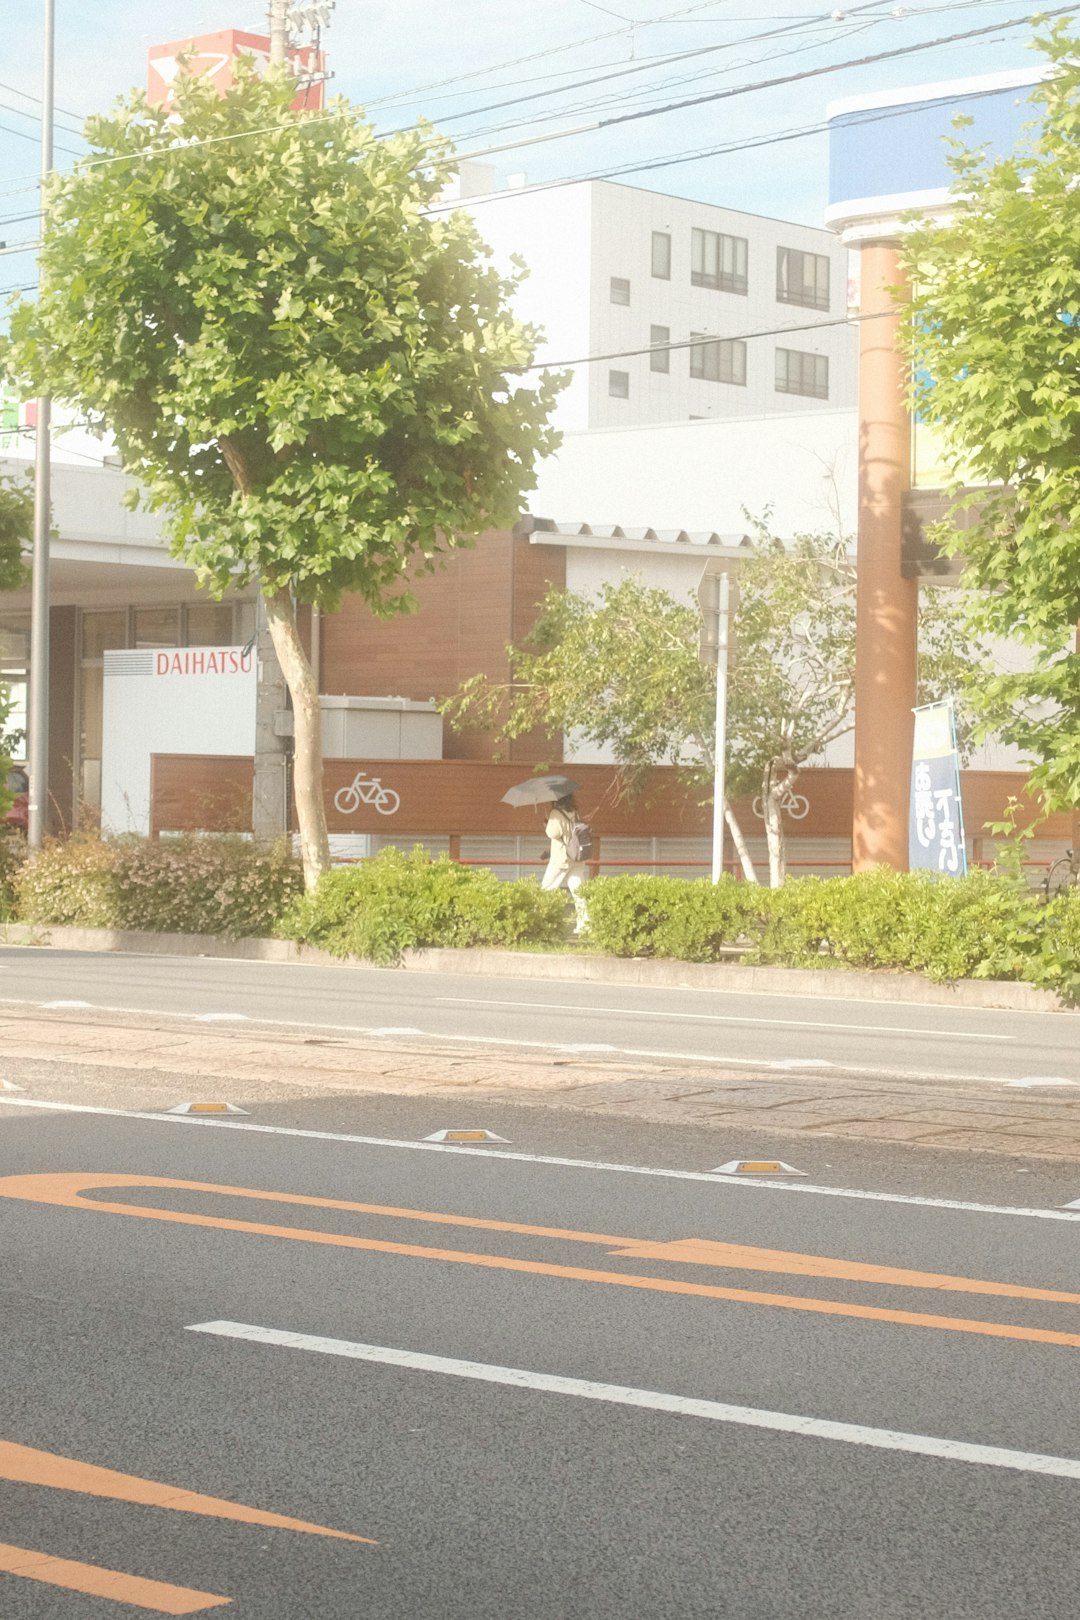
[
  {"xmin": 605, "ymin": 1237, "xmax": 1080, "ymax": 1301},
  {"xmin": 0, "ymin": 1441, "xmax": 374, "ymax": 1545},
  {"xmin": 2, "ymin": 1171, "xmax": 1079, "ymax": 1350},
  {"xmin": 0, "ymin": 1539, "xmax": 230, "ymax": 1614}
]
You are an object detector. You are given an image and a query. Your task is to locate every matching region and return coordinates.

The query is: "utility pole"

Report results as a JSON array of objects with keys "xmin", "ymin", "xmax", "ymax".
[
  {"xmin": 27, "ymin": 0, "xmax": 54, "ymax": 850},
  {"xmin": 710, "ymin": 571, "xmax": 731, "ymax": 884},
  {"xmin": 268, "ymin": 0, "xmax": 289, "ymax": 64},
  {"xmin": 252, "ymin": 0, "xmax": 295, "ymax": 841}
]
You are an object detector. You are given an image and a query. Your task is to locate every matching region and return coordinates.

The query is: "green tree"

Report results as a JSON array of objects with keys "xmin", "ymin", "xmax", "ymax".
[
  {"xmin": 0, "ymin": 472, "xmax": 31, "ymax": 817},
  {"xmin": 442, "ymin": 529, "xmax": 986, "ymax": 885},
  {"xmin": 901, "ymin": 23, "xmax": 1080, "ymax": 814},
  {"xmin": 0, "ymin": 69, "xmax": 561, "ymax": 887}
]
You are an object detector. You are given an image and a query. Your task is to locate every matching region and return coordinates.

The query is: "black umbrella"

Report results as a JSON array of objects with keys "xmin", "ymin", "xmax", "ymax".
[{"xmin": 501, "ymin": 774, "xmax": 581, "ymax": 807}]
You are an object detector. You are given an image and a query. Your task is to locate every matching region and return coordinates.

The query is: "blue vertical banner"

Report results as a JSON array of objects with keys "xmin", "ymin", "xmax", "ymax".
[{"xmin": 909, "ymin": 699, "xmax": 967, "ymax": 875}]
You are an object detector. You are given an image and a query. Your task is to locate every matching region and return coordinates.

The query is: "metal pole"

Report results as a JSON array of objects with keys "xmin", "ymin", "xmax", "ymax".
[
  {"xmin": 27, "ymin": 0, "xmax": 54, "ymax": 850},
  {"xmin": 268, "ymin": 0, "xmax": 289, "ymax": 64},
  {"xmin": 710, "ymin": 571, "xmax": 730, "ymax": 884}
]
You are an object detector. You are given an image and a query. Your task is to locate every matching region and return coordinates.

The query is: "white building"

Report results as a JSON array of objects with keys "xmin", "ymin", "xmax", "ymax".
[{"xmin": 449, "ymin": 171, "xmax": 858, "ymax": 432}]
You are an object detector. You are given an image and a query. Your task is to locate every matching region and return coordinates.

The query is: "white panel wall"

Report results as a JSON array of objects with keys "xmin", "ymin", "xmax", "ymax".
[
  {"xmin": 531, "ymin": 408, "xmax": 858, "ymax": 536},
  {"xmin": 102, "ymin": 647, "xmax": 256, "ymax": 835},
  {"xmin": 462, "ymin": 184, "xmax": 594, "ymax": 432}
]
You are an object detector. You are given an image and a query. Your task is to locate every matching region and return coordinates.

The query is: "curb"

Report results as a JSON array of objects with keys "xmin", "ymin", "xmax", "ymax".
[{"xmin": 0, "ymin": 922, "xmax": 1071, "ymax": 1013}]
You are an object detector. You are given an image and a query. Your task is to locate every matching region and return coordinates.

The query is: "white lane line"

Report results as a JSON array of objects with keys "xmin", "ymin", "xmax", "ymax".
[
  {"xmin": 3, "ymin": 1095, "xmax": 1078, "ymax": 1223},
  {"xmin": 187, "ymin": 1321, "xmax": 1080, "ymax": 1484},
  {"xmin": 437, "ymin": 996, "xmax": 1014, "ymax": 1042},
  {"xmin": 0, "ymin": 996, "xmax": 1001, "ymax": 1084}
]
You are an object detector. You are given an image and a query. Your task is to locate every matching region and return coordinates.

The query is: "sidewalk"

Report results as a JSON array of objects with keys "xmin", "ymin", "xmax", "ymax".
[{"xmin": 4, "ymin": 1003, "xmax": 1080, "ymax": 1161}]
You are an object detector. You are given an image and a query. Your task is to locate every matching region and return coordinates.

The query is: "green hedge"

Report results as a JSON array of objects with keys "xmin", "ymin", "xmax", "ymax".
[
  {"xmin": 14, "ymin": 833, "xmax": 302, "ymax": 938},
  {"xmin": 581, "ymin": 868, "xmax": 1080, "ymax": 998},
  {"xmin": 276, "ymin": 845, "xmax": 571, "ymax": 965}
]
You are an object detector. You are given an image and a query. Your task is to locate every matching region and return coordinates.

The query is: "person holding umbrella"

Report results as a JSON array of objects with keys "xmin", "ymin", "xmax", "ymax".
[{"xmin": 501, "ymin": 775, "xmax": 591, "ymax": 935}]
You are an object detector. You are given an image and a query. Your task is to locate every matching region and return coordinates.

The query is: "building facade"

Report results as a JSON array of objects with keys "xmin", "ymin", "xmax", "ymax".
[{"xmin": 449, "ymin": 173, "xmax": 858, "ymax": 433}]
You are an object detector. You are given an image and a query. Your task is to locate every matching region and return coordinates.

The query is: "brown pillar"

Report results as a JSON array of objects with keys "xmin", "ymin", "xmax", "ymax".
[{"xmin": 852, "ymin": 240, "xmax": 918, "ymax": 871}]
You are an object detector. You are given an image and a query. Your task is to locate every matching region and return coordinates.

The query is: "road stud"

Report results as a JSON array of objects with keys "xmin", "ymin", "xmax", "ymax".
[
  {"xmin": 0, "ymin": 1079, "xmax": 24, "ymax": 1092},
  {"xmin": 167, "ymin": 1102, "xmax": 250, "ymax": 1116},
  {"xmin": 423, "ymin": 1129, "xmax": 510, "ymax": 1144},
  {"xmin": 713, "ymin": 1159, "xmax": 806, "ymax": 1176}
]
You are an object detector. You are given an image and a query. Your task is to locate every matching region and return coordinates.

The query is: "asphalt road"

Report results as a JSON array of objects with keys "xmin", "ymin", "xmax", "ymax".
[
  {"xmin": 3, "ymin": 1080, "xmax": 1080, "ymax": 1618},
  {"xmin": 1, "ymin": 947, "xmax": 1078, "ymax": 1086}
]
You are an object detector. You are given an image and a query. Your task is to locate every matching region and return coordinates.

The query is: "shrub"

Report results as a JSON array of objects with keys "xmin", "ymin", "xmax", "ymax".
[
  {"xmin": 14, "ymin": 833, "xmax": 119, "ymax": 927},
  {"xmin": 581, "ymin": 874, "xmax": 758, "ymax": 962},
  {"xmin": 751, "ymin": 869, "xmax": 1042, "ymax": 982},
  {"xmin": 14, "ymin": 833, "xmax": 301, "ymax": 937},
  {"xmin": 277, "ymin": 845, "xmax": 569, "ymax": 964},
  {"xmin": 0, "ymin": 832, "xmax": 27, "ymax": 921}
]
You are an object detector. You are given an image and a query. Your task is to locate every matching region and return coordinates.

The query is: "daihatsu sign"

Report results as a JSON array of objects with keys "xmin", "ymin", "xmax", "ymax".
[
  {"xmin": 154, "ymin": 649, "xmax": 253, "ymax": 678},
  {"xmin": 101, "ymin": 647, "xmax": 256, "ymax": 836}
]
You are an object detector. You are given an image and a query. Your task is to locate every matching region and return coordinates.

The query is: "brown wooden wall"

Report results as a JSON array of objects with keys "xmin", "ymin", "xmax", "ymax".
[
  {"xmin": 318, "ymin": 529, "xmax": 566, "ymax": 763},
  {"xmin": 149, "ymin": 756, "xmax": 1073, "ymax": 847}
]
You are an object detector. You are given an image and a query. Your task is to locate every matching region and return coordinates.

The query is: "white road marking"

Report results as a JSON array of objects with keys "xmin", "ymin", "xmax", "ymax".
[
  {"xmin": 0, "ymin": 996, "xmax": 1004, "ymax": 1085},
  {"xmin": 3, "ymin": 1095, "xmax": 1079, "ymax": 1223},
  {"xmin": 193, "ymin": 1013, "xmax": 249, "ymax": 1023},
  {"xmin": 369, "ymin": 1027, "xmax": 425, "ymax": 1037},
  {"xmin": 768, "ymin": 1059, "xmax": 833, "ymax": 1071},
  {"xmin": 38, "ymin": 1000, "xmax": 94, "ymax": 1010},
  {"xmin": 437, "ymin": 996, "xmax": 1014, "ymax": 1041},
  {"xmin": 1005, "ymin": 1077, "xmax": 1079, "ymax": 1089},
  {"xmin": 187, "ymin": 1321, "xmax": 1080, "ymax": 1483}
]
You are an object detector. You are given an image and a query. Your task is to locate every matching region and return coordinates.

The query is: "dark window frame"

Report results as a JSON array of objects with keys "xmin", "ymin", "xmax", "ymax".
[
  {"xmin": 651, "ymin": 231, "xmax": 671, "ymax": 280},
  {"xmin": 608, "ymin": 368, "xmax": 630, "ymax": 398},
  {"xmin": 775, "ymin": 346, "xmax": 829, "ymax": 400},
  {"xmin": 776, "ymin": 246, "xmax": 830, "ymax": 311},
  {"xmin": 650, "ymin": 324, "xmax": 671, "ymax": 373},
  {"xmin": 691, "ymin": 227, "xmax": 748, "ymax": 296},
  {"xmin": 689, "ymin": 333, "xmax": 747, "ymax": 386}
]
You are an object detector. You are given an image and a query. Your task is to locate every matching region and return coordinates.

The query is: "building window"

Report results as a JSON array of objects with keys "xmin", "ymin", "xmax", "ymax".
[
  {"xmin": 776, "ymin": 247, "xmax": 830, "ymax": 310},
  {"xmin": 185, "ymin": 602, "xmax": 236, "ymax": 646},
  {"xmin": 608, "ymin": 369, "xmax": 630, "ymax": 398},
  {"xmin": 651, "ymin": 231, "xmax": 671, "ymax": 280},
  {"xmin": 775, "ymin": 347, "xmax": 829, "ymax": 399},
  {"xmin": 650, "ymin": 325, "xmax": 670, "ymax": 373},
  {"xmin": 610, "ymin": 276, "xmax": 631, "ymax": 306},
  {"xmin": 691, "ymin": 228, "xmax": 748, "ymax": 294},
  {"xmin": 689, "ymin": 334, "xmax": 746, "ymax": 386}
]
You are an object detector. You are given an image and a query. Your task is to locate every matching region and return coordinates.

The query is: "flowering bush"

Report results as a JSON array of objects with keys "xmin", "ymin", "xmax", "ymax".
[{"xmin": 14, "ymin": 833, "xmax": 301, "ymax": 937}]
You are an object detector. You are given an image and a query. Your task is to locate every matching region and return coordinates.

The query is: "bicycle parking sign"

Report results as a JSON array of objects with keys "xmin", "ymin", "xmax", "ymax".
[{"xmin": 333, "ymin": 771, "xmax": 400, "ymax": 816}]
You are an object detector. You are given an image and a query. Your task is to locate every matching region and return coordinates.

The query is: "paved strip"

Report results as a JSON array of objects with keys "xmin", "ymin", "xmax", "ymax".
[
  {"xmin": 7, "ymin": 1172, "xmax": 1080, "ymax": 1349},
  {"xmin": 0, "ymin": 1539, "xmax": 230, "ymax": 1614},
  {"xmin": 0, "ymin": 1440, "xmax": 373, "ymax": 1544},
  {"xmin": 4, "ymin": 1096, "xmax": 1080, "ymax": 1222},
  {"xmin": 438, "ymin": 996, "xmax": 1014, "ymax": 1041},
  {"xmin": 0, "ymin": 996, "xmax": 1018, "ymax": 1083},
  {"xmin": 188, "ymin": 1322, "xmax": 1080, "ymax": 1484}
]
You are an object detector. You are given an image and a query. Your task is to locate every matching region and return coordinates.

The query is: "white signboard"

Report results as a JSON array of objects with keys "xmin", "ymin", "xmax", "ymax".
[{"xmin": 101, "ymin": 646, "xmax": 256, "ymax": 835}]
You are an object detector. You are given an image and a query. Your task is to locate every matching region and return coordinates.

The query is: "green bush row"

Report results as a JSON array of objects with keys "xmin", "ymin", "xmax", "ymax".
[
  {"xmin": 276, "ymin": 845, "xmax": 569, "ymax": 965},
  {"xmin": 581, "ymin": 868, "xmax": 1080, "ymax": 999},
  {"xmin": 5, "ymin": 836, "xmax": 1078, "ymax": 1000},
  {"xmin": 12, "ymin": 832, "xmax": 301, "ymax": 938}
]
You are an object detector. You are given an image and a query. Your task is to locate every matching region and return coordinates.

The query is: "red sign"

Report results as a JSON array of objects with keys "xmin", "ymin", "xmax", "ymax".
[
  {"xmin": 147, "ymin": 30, "xmax": 326, "ymax": 112},
  {"xmin": 154, "ymin": 650, "xmax": 252, "ymax": 677}
]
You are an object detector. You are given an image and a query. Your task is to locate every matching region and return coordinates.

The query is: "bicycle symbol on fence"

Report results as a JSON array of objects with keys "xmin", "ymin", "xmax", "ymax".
[
  {"xmin": 333, "ymin": 772, "xmax": 401, "ymax": 816},
  {"xmin": 751, "ymin": 787, "xmax": 810, "ymax": 821}
]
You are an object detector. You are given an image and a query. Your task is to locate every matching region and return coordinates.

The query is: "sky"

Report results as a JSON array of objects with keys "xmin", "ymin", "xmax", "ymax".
[{"xmin": 0, "ymin": 0, "xmax": 1068, "ymax": 308}]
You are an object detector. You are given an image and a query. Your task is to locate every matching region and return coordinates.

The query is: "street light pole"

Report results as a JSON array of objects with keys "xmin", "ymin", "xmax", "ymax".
[
  {"xmin": 27, "ymin": 0, "xmax": 54, "ymax": 851},
  {"xmin": 710, "ymin": 570, "xmax": 731, "ymax": 883}
]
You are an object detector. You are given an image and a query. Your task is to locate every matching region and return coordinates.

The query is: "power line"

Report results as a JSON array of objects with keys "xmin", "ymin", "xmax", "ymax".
[
  {"xmin": 377, "ymin": 0, "xmax": 901, "ymax": 138},
  {"xmin": 526, "ymin": 309, "xmax": 883, "ymax": 373},
  {"xmin": 0, "ymin": 77, "xmax": 85, "ymax": 125},
  {"xmin": 2, "ymin": 2, "xmax": 1062, "ymax": 193}
]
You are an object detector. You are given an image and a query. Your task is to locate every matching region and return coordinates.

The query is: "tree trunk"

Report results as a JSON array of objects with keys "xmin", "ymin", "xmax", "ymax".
[
  {"xmin": 263, "ymin": 586, "xmax": 330, "ymax": 892},
  {"xmin": 762, "ymin": 760, "xmax": 788, "ymax": 888},
  {"xmin": 724, "ymin": 801, "xmax": 759, "ymax": 883}
]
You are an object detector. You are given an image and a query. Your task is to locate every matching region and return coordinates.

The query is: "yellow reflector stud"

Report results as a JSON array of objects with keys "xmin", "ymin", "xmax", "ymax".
[
  {"xmin": 423, "ymin": 1129, "xmax": 510, "ymax": 1145},
  {"xmin": 713, "ymin": 1159, "xmax": 805, "ymax": 1176}
]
